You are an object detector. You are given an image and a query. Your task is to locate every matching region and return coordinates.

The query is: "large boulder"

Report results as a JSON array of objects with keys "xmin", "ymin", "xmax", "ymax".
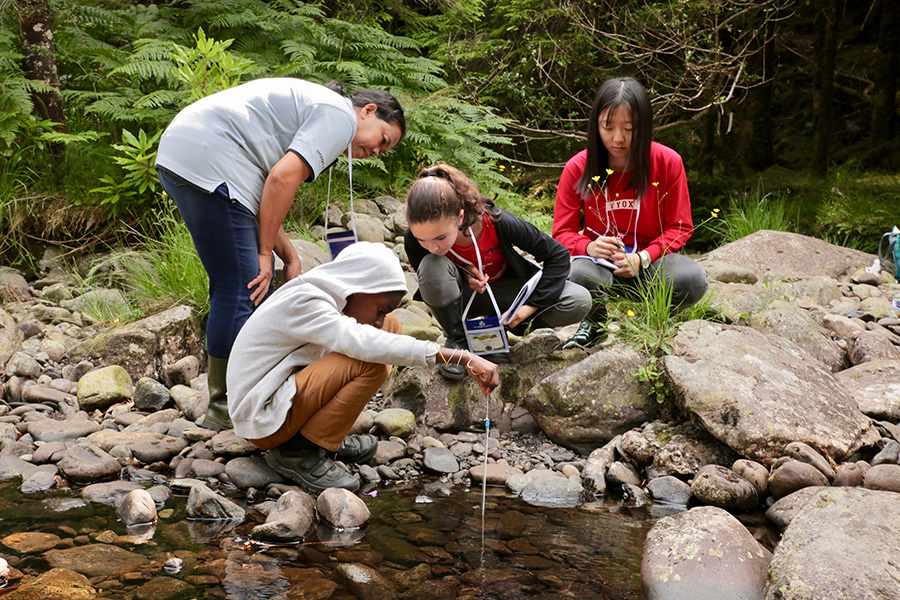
[
  {"xmin": 72, "ymin": 305, "xmax": 203, "ymax": 381},
  {"xmin": 642, "ymin": 506, "xmax": 771, "ymax": 600},
  {"xmin": 764, "ymin": 487, "xmax": 900, "ymax": 600},
  {"xmin": 834, "ymin": 359, "xmax": 900, "ymax": 421},
  {"xmin": 524, "ymin": 346, "xmax": 655, "ymax": 454},
  {"xmin": 700, "ymin": 230, "xmax": 875, "ymax": 281},
  {"xmin": 663, "ymin": 320, "xmax": 879, "ymax": 462},
  {"xmin": 749, "ymin": 300, "xmax": 847, "ymax": 372}
]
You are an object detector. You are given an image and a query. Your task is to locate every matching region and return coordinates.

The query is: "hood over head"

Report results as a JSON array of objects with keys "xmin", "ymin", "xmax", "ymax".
[{"xmin": 296, "ymin": 241, "xmax": 408, "ymax": 310}]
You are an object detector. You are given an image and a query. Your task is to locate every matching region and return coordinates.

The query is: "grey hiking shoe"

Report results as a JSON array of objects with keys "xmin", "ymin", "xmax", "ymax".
[
  {"xmin": 336, "ymin": 434, "xmax": 378, "ymax": 464},
  {"xmin": 265, "ymin": 445, "xmax": 360, "ymax": 493}
]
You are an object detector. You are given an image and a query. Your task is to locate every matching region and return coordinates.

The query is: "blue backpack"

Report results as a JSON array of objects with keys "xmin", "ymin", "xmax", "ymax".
[{"xmin": 879, "ymin": 226, "xmax": 900, "ymax": 281}]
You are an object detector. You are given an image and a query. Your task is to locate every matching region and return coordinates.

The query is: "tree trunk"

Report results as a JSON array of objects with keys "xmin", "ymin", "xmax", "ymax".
[
  {"xmin": 740, "ymin": 19, "xmax": 776, "ymax": 171},
  {"xmin": 870, "ymin": 0, "xmax": 899, "ymax": 147},
  {"xmin": 809, "ymin": 0, "xmax": 841, "ymax": 175},
  {"xmin": 15, "ymin": 0, "xmax": 66, "ymax": 131}
]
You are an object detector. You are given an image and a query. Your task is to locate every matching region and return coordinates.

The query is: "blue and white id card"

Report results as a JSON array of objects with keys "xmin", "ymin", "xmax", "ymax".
[
  {"xmin": 326, "ymin": 230, "xmax": 357, "ymax": 260},
  {"xmin": 463, "ymin": 315, "xmax": 509, "ymax": 355}
]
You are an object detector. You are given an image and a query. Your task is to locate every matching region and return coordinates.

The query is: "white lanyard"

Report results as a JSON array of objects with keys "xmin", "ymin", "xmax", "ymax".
[
  {"xmin": 456, "ymin": 227, "xmax": 504, "ymax": 323},
  {"xmin": 323, "ymin": 145, "xmax": 358, "ymax": 259}
]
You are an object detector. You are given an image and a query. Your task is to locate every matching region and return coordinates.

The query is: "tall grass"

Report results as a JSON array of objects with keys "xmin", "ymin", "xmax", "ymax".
[
  {"xmin": 93, "ymin": 200, "xmax": 210, "ymax": 322},
  {"xmin": 717, "ymin": 188, "xmax": 796, "ymax": 244}
]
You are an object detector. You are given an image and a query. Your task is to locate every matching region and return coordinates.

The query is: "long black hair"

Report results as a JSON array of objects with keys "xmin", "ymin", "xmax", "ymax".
[
  {"xmin": 576, "ymin": 77, "xmax": 653, "ymax": 201},
  {"xmin": 326, "ymin": 81, "xmax": 407, "ymax": 138}
]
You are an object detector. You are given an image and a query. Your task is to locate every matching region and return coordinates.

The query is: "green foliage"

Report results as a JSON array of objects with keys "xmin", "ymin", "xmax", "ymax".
[
  {"xmin": 90, "ymin": 128, "xmax": 162, "ymax": 207},
  {"xmin": 636, "ymin": 355, "xmax": 672, "ymax": 405},
  {"xmin": 170, "ymin": 28, "xmax": 257, "ymax": 102},
  {"xmin": 714, "ymin": 187, "xmax": 797, "ymax": 245}
]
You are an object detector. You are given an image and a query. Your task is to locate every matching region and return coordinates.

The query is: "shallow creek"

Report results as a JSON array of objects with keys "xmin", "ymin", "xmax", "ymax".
[{"xmin": 0, "ymin": 478, "xmax": 662, "ymax": 599}]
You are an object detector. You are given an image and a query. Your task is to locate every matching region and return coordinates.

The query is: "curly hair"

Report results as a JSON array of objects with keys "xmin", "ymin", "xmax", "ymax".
[{"xmin": 406, "ymin": 163, "xmax": 498, "ymax": 231}]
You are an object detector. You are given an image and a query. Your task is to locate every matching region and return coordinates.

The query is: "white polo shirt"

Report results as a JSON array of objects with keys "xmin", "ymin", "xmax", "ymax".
[{"xmin": 156, "ymin": 78, "xmax": 356, "ymax": 215}]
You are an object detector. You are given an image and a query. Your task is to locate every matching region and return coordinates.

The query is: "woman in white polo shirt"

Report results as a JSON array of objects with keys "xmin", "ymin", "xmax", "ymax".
[{"xmin": 155, "ymin": 78, "xmax": 405, "ymax": 431}]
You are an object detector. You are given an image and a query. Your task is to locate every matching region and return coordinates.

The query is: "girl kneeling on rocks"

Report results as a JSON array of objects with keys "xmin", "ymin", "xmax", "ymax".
[
  {"xmin": 404, "ymin": 163, "xmax": 592, "ymax": 380},
  {"xmin": 226, "ymin": 242, "xmax": 499, "ymax": 493}
]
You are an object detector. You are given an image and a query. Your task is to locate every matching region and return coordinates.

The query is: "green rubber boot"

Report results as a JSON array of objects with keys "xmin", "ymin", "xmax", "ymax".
[{"xmin": 203, "ymin": 356, "xmax": 233, "ymax": 431}]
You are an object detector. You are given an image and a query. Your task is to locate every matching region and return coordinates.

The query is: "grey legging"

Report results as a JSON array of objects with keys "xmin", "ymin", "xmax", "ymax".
[
  {"xmin": 416, "ymin": 254, "xmax": 591, "ymax": 329},
  {"xmin": 568, "ymin": 252, "xmax": 708, "ymax": 310}
]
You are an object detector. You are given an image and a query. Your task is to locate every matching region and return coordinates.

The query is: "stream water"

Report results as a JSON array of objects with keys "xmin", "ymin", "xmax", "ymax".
[{"xmin": 0, "ymin": 478, "xmax": 656, "ymax": 599}]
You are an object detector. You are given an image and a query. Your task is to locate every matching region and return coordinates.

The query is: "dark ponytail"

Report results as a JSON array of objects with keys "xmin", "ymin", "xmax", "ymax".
[{"xmin": 325, "ymin": 81, "xmax": 407, "ymax": 139}]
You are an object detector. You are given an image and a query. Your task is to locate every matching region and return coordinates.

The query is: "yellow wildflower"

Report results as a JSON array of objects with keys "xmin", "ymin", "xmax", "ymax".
[
  {"xmin": 606, "ymin": 169, "xmax": 614, "ymax": 175},
  {"xmin": 651, "ymin": 182, "xmax": 659, "ymax": 187},
  {"xmin": 499, "ymin": 165, "xmax": 505, "ymax": 172},
  {"xmin": 627, "ymin": 310, "xmax": 635, "ymax": 317},
  {"xmin": 592, "ymin": 175, "xmax": 601, "ymax": 182}
]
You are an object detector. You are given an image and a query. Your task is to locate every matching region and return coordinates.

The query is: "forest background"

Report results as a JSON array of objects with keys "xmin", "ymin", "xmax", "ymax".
[{"xmin": 2, "ymin": 0, "xmax": 900, "ymax": 272}]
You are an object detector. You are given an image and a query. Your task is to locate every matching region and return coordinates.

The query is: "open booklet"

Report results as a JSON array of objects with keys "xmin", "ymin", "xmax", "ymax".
[
  {"xmin": 572, "ymin": 254, "xmax": 619, "ymax": 271},
  {"xmin": 501, "ymin": 270, "xmax": 542, "ymax": 322}
]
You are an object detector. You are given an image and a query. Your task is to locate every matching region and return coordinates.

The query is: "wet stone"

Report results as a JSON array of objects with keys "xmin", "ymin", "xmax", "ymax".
[
  {"xmin": 21, "ymin": 469, "xmax": 57, "ymax": 493},
  {"xmin": 132, "ymin": 377, "xmax": 170, "ymax": 411},
  {"xmin": 1, "ymin": 531, "xmax": 61, "ymax": 554},
  {"xmin": 190, "ymin": 458, "xmax": 225, "ymax": 479},
  {"xmin": 82, "ymin": 480, "xmax": 143, "ymax": 506},
  {"xmin": 647, "ymin": 475, "xmax": 691, "ymax": 505},
  {"xmin": 132, "ymin": 576, "xmax": 196, "ymax": 600},
  {"xmin": 401, "ymin": 579, "xmax": 458, "ymax": 600},
  {"xmin": 117, "ymin": 489, "xmax": 157, "ymax": 526},
  {"xmin": 519, "ymin": 472, "xmax": 584, "ymax": 508},
  {"xmin": 334, "ymin": 563, "xmax": 398, "ymax": 600},
  {"xmin": 1, "ymin": 567, "xmax": 96, "ymax": 600},
  {"xmin": 317, "ymin": 487, "xmax": 371, "ymax": 529},
  {"xmin": 606, "ymin": 461, "xmax": 642, "ymax": 487},
  {"xmin": 224, "ymin": 456, "xmax": 282, "ymax": 489},
  {"xmin": 45, "ymin": 543, "xmax": 150, "ymax": 578},
  {"xmin": 186, "ymin": 483, "xmax": 245, "ymax": 521},
  {"xmin": 422, "ymin": 447, "xmax": 459, "ymax": 474},
  {"xmin": 468, "ymin": 463, "xmax": 523, "ymax": 486},
  {"xmin": 768, "ymin": 460, "xmax": 830, "ymax": 499},
  {"xmin": 251, "ymin": 490, "xmax": 315, "ymax": 543}
]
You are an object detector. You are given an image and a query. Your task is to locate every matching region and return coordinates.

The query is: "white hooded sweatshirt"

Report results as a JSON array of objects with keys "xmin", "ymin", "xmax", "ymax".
[{"xmin": 226, "ymin": 242, "xmax": 434, "ymax": 440}]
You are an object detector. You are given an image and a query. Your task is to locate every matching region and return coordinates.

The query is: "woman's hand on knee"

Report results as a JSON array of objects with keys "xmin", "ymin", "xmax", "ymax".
[{"xmin": 248, "ymin": 253, "xmax": 274, "ymax": 305}]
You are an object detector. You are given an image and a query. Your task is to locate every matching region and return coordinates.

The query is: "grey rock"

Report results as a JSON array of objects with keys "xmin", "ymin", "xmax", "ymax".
[
  {"xmin": 58, "ymin": 443, "xmax": 122, "ymax": 484},
  {"xmin": 872, "ymin": 440, "xmax": 900, "ymax": 465},
  {"xmin": 606, "ymin": 461, "xmax": 641, "ymax": 487},
  {"xmin": 224, "ymin": 456, "xmax": 283, "ymax": 489},
  {"xmin": 700, "ymin": 260, "xmax": 759, "ymax": 284},
  {"xmin": 5, "ymin": 351, "xmax": 41, "ymax": 379},
  {"xmin": 732, "ymin": 459, "xmax": 769, "ymax": 496},
  {"xmin": 525, "ymin": 346, "xmax": 655, "ymax": 454},
  {"xmin": 690, "ymin": 464, "xmax": 758, "ymax": 511},
  {"xmin": 169, "ymin": 384, "xmax": 208, "ymax": 422},
  {"xmin": 650, "ymin": 425, "xmax": 738, "ymax": 478},
  {"xmin": 520, "ymin": 471, "xmax": 583, "ymax": 508},
  {"xmin": 749, "ymin": 300, "xmax": 847, "ymax": 372},
  {"xmin": 22, "ymin": 385, "xmax": 76, "ymax": 407},
  {"xmin": 349, "ymin": 410, "xmax": 375, "ymax": 435},
  {"xmin": 647, "ymin": 475, "xmax": 691, "ymax": 505},
  {"xmin": 190, "ymin": 458, "xmax": 226, "ymax": 479},
  {"xmin": 165, "ymin": 355, "xmax": 200, "ymax": 387},
  {"xmin": 317, "ymin": 487, "xmax": 371, "ymax": 528},
  {"xmin": 847, "ymin": 330, "xmax": 900, "ymax": 365},
  {"xmin": 88, "ymin": 430, "xmax": 187, "ymax": 464},
  {"xmin": 764, "ymin": 486, "xmax": 828, "ymax": 529},
  {"xmin": 664, "ymin": 320, "xmax": 879, "ymax": 462},
  {"xmin": 863, "ymin": 463, "xmax": 900, "ymax": 492},
  {"xmin": 186, "ymin": 483, "xmax": 245, "ymax": 521},
  {"xmin": 422, "ymin": 447, "xmax": 459, "ymax": 474},
  {"xmin": 642, "ymin": 505, "xmax": 770, "ymax": 600},
  {"xmin": 768, "ymin": 460, "xmax": 829, "ymax": 499},
  {"xmin": 833, "ymin": 461, "xmax": 866, "ymax": 487},
  {"xmin": 116, "ymin": 489, "xmax": 157, "ymax": 526},
  {"xmin": 0, "ymin": 308, "xmax": 24, "ymax": 368},
  {"xmin": 209, "ymin": 430, "xmax": 258, "ymax": 456},
  {"xmin": 785, "ymin": 440, "xmax": 835, "ymax": 479},
  {"xmin": 21, "ymin": 469, "xmax": 57, "ymax": 493},
  {"xmin": 28, "ymin": 413, "xmax": 101, "ymax": 442},
  {"xmin": 76, "ymin": 365, "xmax": 133, "ymax": 412},
  {"xmin": 582, "ymin": 436, "xmax": 619, "ymax": 495},
  {"xmin": 31, "ymin": 440, "xmax": 68, "ymax": 464},
  {"xmin": 835, "ymin": 359, "xmax": 900, "ymax": 421},
  {"xmin": 73, "ymin": 305, "xmax": 204, "ymax": 381},
  {"xmin": 133, "ymin": 377, "xmax": 171, "ymax": 411},
  {"xmin": 764, "ymin": 487, "xmax": 900, "ymax": 600},
  {"xmin": 123, "ymin": 408, "xmax": 180, "ymax": 431},
  {"xmin": 621, "ymin": 428, "xmax": 662, "ymax": 466},
  {"xmin": 468, "ymin": 463, "xmax": 523, "ymax": 486},
  {"xmin": 0, "ymin": 456, "xmax": 33, "ymax": 480},
  {"xmin": 374, "ymin": 408, "xmax": 417, "ymax": 438},
  {"xmin": 251, "ymin": 490, "xmax": 315, "ymax": 543},
  {"xmin": 64, "ymin": 288, "xmax": 128, "ymax": 317},
  {"xmin": 374, "ymin": 440, "xmax": 406, "ymax": 465}
]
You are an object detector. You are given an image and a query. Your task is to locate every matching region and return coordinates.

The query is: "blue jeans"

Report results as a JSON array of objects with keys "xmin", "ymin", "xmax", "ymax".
[{"xmin": 157, "ymin": 167, "xmax": 273, "ymax": 360}]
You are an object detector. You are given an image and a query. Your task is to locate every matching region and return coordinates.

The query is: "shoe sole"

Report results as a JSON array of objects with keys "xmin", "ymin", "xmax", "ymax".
[{"xmin": 264, "ymin": 451, "xmax": 360, "ymax": 494}]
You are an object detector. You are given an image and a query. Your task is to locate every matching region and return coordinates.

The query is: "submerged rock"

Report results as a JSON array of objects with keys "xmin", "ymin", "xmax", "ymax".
[
  {"xmin": 317, "ymin": 487, "xmax": 371, "ymax": 529},
  {"xmin": 251, "ymin": 490, "xmax": 315, "ymax": 543},
  {"xmin": 185, "ymin": 484, "xmax": 245, "ymax": 521}
]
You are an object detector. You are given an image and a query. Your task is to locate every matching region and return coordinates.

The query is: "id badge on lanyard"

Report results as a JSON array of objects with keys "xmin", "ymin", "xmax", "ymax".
[
  {"xmin": 324, "ymin": 144, "xmax": 358, "ymax": 260},
  {"xmin": 453, "ymin": 229, "xmax": 510, "ymax": 356}
]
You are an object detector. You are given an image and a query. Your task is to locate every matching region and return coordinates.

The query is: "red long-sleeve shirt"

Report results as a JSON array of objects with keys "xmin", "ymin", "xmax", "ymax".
[{"xmin": 552, "ymin": 142, "xmax": 694, "ymax": 263}]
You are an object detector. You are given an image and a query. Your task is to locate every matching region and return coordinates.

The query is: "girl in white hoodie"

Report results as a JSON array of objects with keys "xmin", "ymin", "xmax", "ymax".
[{"xmin": 226, "ymin": 242, "xmax": 498, "ymax": 492}]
